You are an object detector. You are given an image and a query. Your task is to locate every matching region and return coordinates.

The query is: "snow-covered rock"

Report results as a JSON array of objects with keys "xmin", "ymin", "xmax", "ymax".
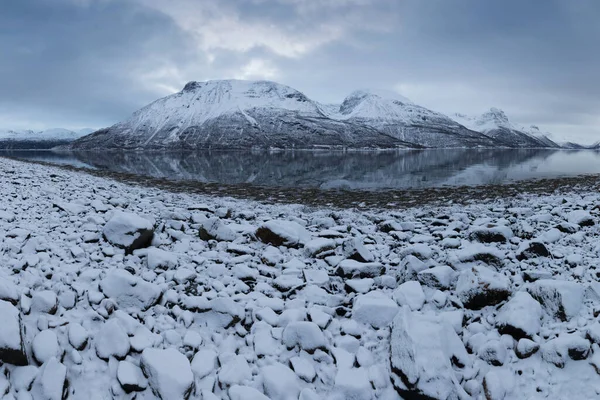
[
  {"xmin": 146, "ymin": 247, "xmax": 178, "ymax": 270},
  {"xmin": 390, "ymin": 308, "xmax": 470, "ymax": 399},
  {"xmin": 141, "ymin": 348, "xmax": 194, "ymax": 399},
  {"xmin": 262, "ymin": 363, "xmax": 302, "ymax": 400},
  {"xmin": 117, "ymin": 360, "xmax": 148, "ymax": 393},
  {"xmin": 393, "ymin": 281, "xmax": 425, "ymax": 311},
  {"xmin": 255, "ymin": 220, "xmax": 311, "ymax": 248},
  {"xmin": 32, "ymin": 330, "xmax": 61, "ymax": 364},
  {"xmin": 0, "ymin": 300, "xmax": 27, "ymax": 366},
  {"xmin": 95, "ymin": 319, "xmax": 130, "ymax": 360},
  {"xmin": 495, "ymin": 292, "xmax": 542, "ymax": 339},
  {"xmin": 283, "ymin": 321, "xmax": 327, "ymax": 353},
  {"xmin": 103, "ymin": 211, "xmax": 154, "ymax": 252},
  {"xmin": 352, "ymin": 292, "xmax": 399, "ymax": 328},
  {"xmin": 199, "ymin": 217, "xmax": 237, "ymax": 241},
  {"xmin": 30, "ymin": 357, "xmax": 67, "ymax": 400},
  {"xmin": 527, "ymin": 279, "xmax": 584, "ymax": 321},
  {"xmin": 456, "ymin": 266, "xmax": 511, "ymax": 309},
  {"xmin": 417, "ymin": 265, "xmax": 456, "ymax": 290},
  {"xmin": 100, "ymin": 269, "xmax": 162, "ymax": 311}
]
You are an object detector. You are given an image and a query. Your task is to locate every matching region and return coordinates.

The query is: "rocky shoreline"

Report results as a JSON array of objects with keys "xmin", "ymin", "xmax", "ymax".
[{"xmin": 1, "ymin": 157, "xmax": 600, "ymax": 399}]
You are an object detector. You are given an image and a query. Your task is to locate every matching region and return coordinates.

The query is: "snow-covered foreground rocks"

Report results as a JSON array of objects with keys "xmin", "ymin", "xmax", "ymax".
[{"xmin": 2, "ymin": 157, "xmax": 600, "ymax": 399}]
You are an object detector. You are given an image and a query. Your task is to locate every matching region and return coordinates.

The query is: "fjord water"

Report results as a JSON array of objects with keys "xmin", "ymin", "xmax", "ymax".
[{"xmin": 3, "ymin": 149, "xmax": 600, "ymax": 190}]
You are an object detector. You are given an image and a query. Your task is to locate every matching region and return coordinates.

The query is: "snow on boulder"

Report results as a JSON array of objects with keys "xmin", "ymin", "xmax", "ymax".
[
  {"xmin": 255, "ymin": 220, "xmax": 311, "ymax": 248},
  {"xmin": 390, "ymin": 308, "xmax": 470, "ymax": 400},
  {"xmin": 567, "ymin": 210, "xmax": 594, "ymax": 227},
  {"xmin": 393, "ymin": 281, "xmax": 425, "ymax": 311},
  {"xmin": 218, "ymin": 355, "xmax": 252, "ymax": 386},
  {"xmin": 191, "ymin": 349, "xmax": 217, "ymax": 379},
  {"xmin": 100, "ymin": 269, "xmax": 162, "ymax": 311},
  {"xmin": 68, "ymin": 323, "xmax": 89, "ymax": 351},
  {"xmin": 469, "ymin": 225, "xmax": 513, "ymax": 244},
  {"xmin": 453, "ymin": 244, "xmax": 504, "ymax": 268},
  {"xmin": 342, "ymin": 237, "xmax": 375, "ymax": 262},
  {"xmin": 352, "ymin": 291, "xmax": 399, "ymax": 329},
  {"xmin": 334, "ymin": 368, "xmax": 373, "ymax": 400},
  {"xmin": 541, "ymin": 333, "xmax": 591, "ymax": 367},
  {"xmin": 103, "ymin": 211, "xmax": 154, "ymax": 253},
  {"xmin": 141, "ymin": 348, "xmax": 194, "ymax": 399},
  {"xmin": 527, "ymin": 279, "xmax": 583, "ymax": 321},
  {"xmin": 30, "ymin": 357, "xmax": 67, "ymax": 400},
  {"xmin": 456, "ymin": 266, "xmax": 511, "ymax": 309},
  {"xmin": 146, "ymin": 248, "xmax": 178, "ymax": 270},
  {"xmin": 32, "ymin": 330, "xmax": 61, "ymax": 365},
  {"xmin": 117, "ymin": 360, "xmax": 148, "ymax": 393},
  {"xmin": 417, "ymin": 265, "xmax": 456, "ymax": 290},
  {"xmin": 516, "ymin": 338, "xmax": 539, "ymax": 359},
  {"xmin": 199, "ymin": 217, "xmax": 237, "ymax": 241},
  {"xmin": 262, "ymin": 363, "xmax": 302, "ymax": 400},
  {"xmin": 516, "ymin": 241, "xmax": 550, "ymax": 261},
  {"xmin": 0, "ymin": 300, "xmax": 27, "ymax": 366},
  {"xmin": 31, "ymin": 290, "xmax": 58, "ymax": 314},
  {"xmin": 305, "ymin": 238, "xmax": 336, "ymax": 257},
  {"xmin": 282, "ymin": 321, "xmax": 327, "ymax": 353},
  {"xmin": 95, "ymin": 319, "xmax": 130, "ymax": 360},
  {"xmin": 335, "ymin": 260, "xmax": 385, "ymax": 279},
  {"xmin": 495, "ymin": 292, "xmax": 542, "ymax": 339},
  {"xmin": 229, "ymin": 385, "xmax": 270, "ymax": 400},
  {"xmin": 483, "ymin": 368, "xmax": 515, "ymax": 400},
  {"xmin": 0, "ymin": 277, "xmax": 19, "ymax": 304}
]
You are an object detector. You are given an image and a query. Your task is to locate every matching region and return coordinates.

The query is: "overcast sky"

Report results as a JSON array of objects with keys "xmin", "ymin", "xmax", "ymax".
[{"xmin": 1, "ymin": 0, "xmax": 598, "ymax": 144}]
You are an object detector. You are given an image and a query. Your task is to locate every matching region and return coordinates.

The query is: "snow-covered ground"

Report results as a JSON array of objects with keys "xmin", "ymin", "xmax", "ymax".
[{"xmin": 1, "ymin": 157, "xmax": 600, "ymax": 399}]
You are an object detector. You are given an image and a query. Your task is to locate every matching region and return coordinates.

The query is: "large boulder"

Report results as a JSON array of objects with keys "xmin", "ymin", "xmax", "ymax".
[
  {"xmin": 103, "ymin": 211, "xmax": 154, "ymax": 253},
  {"xmin": 456, "ymin": 266, "xmax": 511, "ymax": 310},
  {"xmin": 100, "ymin": 269, "xmax": 162, "ymax": 311},
  {"xmin": 141, "ymin": 348, "xmax": 194, "ymax": 399},
  {"xmin": 527, "ymin": 279, "xmax": 583, "ymax": 321},
  {"xmin": 255, "ymin": 220, "xmax": 311, "ymax": 248},
  {"xmin": 0, "ymin": 300, "xmax": 27, "ymax": 366},
  {"xmin": 390, "ymin": 308, "xmax": 470, "ymax": 400},
  {"xmin": 495, "ymin": 292, "xmax": 542, "ymax": 339}
]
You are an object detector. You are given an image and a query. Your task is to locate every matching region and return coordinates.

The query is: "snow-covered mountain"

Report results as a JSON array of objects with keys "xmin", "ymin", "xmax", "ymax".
[
  {"xmin": 69, "ymin": 80, "xmax": 415, "ymax": 150},
  {"xmin": 328, "ymin": 90, "xmax": 499, "ymax": 148},
  {"xmin": 69, "ymin": 80, "xmax": 566, "ymax": 150},
  {"xmin": 0, "ymin": 128, "xmax": 93, "ymax": 149},
  {"xmin": 452, "ymin": 108, "xmax": 560, "ymax": 148}
]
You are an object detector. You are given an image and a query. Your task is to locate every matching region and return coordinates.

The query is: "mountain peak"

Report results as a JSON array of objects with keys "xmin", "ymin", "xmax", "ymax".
[{"xmin": 482, "ymin": 107, "xmax": 510, "ymax": 124}]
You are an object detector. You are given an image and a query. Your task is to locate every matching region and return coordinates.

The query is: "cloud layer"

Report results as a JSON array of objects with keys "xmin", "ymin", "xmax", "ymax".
[{"xmin": 1, "ymin": 0, "xmax": 598, "ymax": 143}]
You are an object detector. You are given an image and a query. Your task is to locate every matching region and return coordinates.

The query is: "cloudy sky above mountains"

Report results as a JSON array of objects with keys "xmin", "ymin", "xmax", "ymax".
[{"xmin": 1, "ymin": 0, "xmax": 598, "ymax": 143}]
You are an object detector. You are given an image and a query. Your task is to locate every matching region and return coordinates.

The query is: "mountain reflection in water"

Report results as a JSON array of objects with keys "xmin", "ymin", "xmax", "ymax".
[{"xmin": 3, "ymin": 149, "xmax": 600, "ymax": 191}]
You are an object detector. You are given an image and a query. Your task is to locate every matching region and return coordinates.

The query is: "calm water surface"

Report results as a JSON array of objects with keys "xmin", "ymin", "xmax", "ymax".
[{"xmin": 3, "ymin": 149, "xmax": 600, "ymax": 191}]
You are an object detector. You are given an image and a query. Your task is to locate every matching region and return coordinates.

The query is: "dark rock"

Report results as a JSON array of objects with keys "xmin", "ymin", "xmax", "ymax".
[{"xmin": 516, "ymin": 242, "xmax": 550, "ymax": 261}]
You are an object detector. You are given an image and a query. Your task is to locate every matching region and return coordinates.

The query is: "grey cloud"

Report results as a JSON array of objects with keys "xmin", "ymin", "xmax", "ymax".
[{"xmin": 0, "ymin": 0, "xmax": 598, "ymax": 143}]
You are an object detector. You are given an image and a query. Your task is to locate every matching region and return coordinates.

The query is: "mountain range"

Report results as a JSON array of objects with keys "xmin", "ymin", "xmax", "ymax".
[
  {"xmin": 4, "ymin": 79, "xmax": 590, "ymax": 150},
  {"xmin": 0, "ymin": 128, "xmax": 94, "ymax": 150}
]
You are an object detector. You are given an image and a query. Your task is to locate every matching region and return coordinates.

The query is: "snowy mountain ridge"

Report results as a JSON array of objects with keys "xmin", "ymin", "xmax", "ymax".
[
  {"xmin": 68, "ymin": 79, "xmax": 564, "ymax": 150},
  {"xmin": 0, "ymin": 128, "xmax": 93, "ymax": 141},
  {"xmin": 452, "ymin": 108, "xmax": 560, "ymax": 148}
]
